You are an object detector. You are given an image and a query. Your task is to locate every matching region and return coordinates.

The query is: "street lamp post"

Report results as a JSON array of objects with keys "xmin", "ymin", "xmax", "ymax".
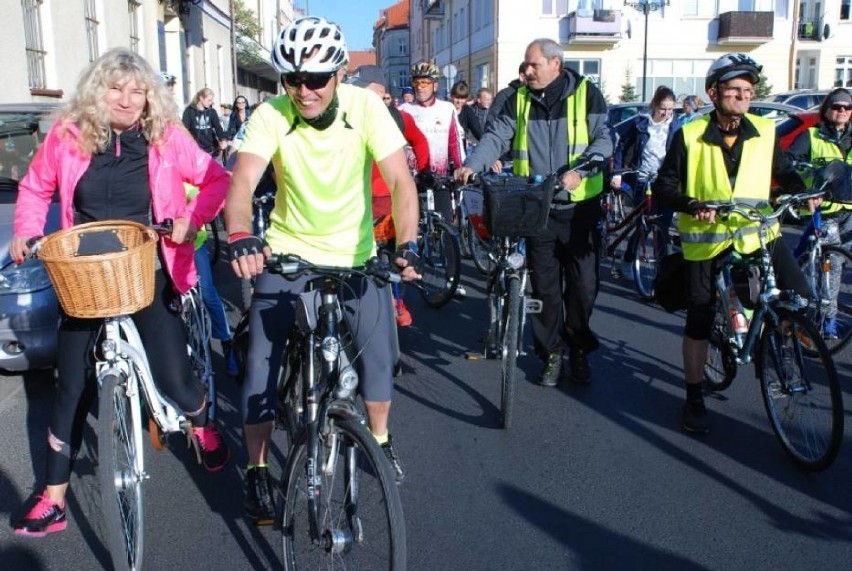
[{"xmin": 624, "ymin": 0, "xmax": 669, "ymax": 101}]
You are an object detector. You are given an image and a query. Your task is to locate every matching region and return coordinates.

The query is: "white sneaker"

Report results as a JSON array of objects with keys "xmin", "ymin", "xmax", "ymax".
[{"xmin": 454, "ymin": 284, "xmax": 467, "ymax": 299}]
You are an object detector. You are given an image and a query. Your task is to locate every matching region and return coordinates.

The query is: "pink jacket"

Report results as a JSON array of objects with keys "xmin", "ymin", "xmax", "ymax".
[{"xmin": 14, "ymin": 121, "xmax": 229, "ymax": 293}]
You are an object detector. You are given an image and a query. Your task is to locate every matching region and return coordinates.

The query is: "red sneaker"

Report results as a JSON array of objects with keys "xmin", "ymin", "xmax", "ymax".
[
  {"xmin": 395, "ymin": 299, "xmax": 413, "ymax": 327},
  {"xmin": 192, "ymin": 422, "xmax": 230, "ymax": 472}
]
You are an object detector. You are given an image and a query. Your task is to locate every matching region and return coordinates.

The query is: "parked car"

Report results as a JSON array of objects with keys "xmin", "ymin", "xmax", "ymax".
[
  {"xmin": 697, "ymin": 101, "xmax": 799, "ymax": 123},
  {"xmin": 607, "ymin": 102, "xmax": 684, "ymax": 127},
  {"xmin": 0, "ymin": 103, "xmax": 60, "ymax": 372},
  {"xmin": 776, "ymin": 111, "xmax": 821, "ymax": 150},
  {"xmin": 767, "ymin": 90, "xmax": 830, "ymax": 111}
]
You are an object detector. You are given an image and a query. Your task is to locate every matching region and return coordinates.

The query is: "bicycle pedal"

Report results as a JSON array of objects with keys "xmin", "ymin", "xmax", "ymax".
[{"xmin": 524, "ymin": 298, "xmax": 543, "ymax": 314}]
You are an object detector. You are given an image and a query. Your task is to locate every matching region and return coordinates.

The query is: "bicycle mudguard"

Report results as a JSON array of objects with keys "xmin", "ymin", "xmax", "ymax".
[{"xmin": 326, "ymin": 400, "xmax": 365, "ymax": 422}]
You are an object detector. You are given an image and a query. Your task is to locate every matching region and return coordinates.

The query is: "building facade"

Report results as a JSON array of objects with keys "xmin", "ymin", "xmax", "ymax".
[
  {"xmin": 407, "ymin": 0, "xmax": 852, "ymax": 103},
  {"xmin": 373, "ymin": 0, "xmax": 412, "ymax": 97},
  {"xmin": 2, "ymin": 0, "xmax": 291, "ymax": 108}
]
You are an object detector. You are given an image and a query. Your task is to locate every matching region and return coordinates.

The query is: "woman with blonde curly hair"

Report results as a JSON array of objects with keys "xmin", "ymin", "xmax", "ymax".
[{"xmin": 11, "ymin": 47, "xmax": 231, "ymax": 537}]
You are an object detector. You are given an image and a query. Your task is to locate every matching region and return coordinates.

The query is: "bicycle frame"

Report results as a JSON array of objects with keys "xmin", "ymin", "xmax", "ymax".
[
  {"xmin": 487, "ymin": 237, "xmax": 537, "ymax": 356},
  {"xmin": 604, "ymin": 186, "xmax": 661, "ymax": 258}
]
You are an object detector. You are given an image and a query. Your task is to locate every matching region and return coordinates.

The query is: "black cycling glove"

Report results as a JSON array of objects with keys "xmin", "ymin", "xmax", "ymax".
[
  {"xmin": 228, "ymin": 234, "xmax": 266, "ymax": 262},
  {"xmin": 394, "ymin": 241, "xmax": 423, "ymax": 274}
]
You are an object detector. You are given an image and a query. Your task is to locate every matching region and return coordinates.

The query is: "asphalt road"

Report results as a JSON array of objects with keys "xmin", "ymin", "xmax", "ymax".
[{"xmin": 1, "ymin": 253, "xmax": 851, "ymax": 570}]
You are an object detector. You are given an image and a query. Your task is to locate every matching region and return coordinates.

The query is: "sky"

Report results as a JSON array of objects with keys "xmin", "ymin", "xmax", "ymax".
[{"xmin": 295, "ymin": 0, "xmax": 389, "ymax": 51}]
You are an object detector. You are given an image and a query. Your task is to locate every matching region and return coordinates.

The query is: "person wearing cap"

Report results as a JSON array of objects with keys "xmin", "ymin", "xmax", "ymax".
[
  {"xmin": 654, "ymin": 52, "xmax": 815, "ymax": 435},
  {"xmin": 401, "ymin": 86, "xmax": 414, "ymax": 105},
  {"xmin": 346, "ymin": 65, "xmax": 430, "ymax": 327},
  {"xmin": 786, "ymin": 87, "xmax": 852, "ymax": 340},
  {"xmin": 226, "ymin": 17, "xmax": 419, "ymax": 521}
]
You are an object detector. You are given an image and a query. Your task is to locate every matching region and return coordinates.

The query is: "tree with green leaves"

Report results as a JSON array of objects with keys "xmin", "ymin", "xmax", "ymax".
[
  {"xmin": 233, "ymin": 0, "xmax": 263, "ymax": 66},
  {"xmin": 754, "ymin": 71, "xmax": 772, "ymax": 100}
]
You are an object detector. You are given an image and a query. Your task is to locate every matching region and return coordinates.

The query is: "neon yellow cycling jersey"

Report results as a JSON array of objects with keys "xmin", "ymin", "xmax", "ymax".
[{"xmin": 240, "ymin": 84, "xmax": 406, "ymax": 266}]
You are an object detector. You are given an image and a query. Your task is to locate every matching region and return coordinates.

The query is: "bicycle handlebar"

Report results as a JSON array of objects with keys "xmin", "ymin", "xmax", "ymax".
[
  {"xmin": 264, "ymin": 253, "xmax": 402, "ymax": 285},
  {"xmin": 697, "ymin": 190, "xmax": 825, "ymax": 223}
]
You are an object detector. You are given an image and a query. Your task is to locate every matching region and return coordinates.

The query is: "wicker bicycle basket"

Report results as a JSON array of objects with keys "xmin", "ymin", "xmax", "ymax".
[{"xmin": 38, "ymin": 220, "xmax": 158, "ymax": 318}]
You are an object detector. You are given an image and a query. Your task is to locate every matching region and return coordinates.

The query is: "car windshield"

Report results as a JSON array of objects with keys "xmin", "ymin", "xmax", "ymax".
[{"xmin": 0, "ymin": 111, "xmax": 50, "ymax": 183}]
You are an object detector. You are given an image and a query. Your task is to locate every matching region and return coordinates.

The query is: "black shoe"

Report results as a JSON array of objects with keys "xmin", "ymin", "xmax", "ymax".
[
  {"xmin": 244, "ymin": 466, "xmax": 276, "ymax": 525},
  {"xmin": 536, "ymin": 352, "xmax": 562, "ymax": 387},
  {"xmin": 568, "ymin": 348, "xmax": 591, "ymax": 385},
  {"xmin": 681, "ymin": 400, "xmax": 710, "ymax": 435},
  {"xmin": 381, "ymin": 434, "xmax": 405, "ymax": 484}
]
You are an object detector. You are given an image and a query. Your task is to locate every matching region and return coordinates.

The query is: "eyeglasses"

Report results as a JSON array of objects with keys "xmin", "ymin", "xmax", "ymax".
[
  {"xmin": 412, "ymin": 78, "xmax": 434, "ymax": 88},
  {"xmin": 283, "ymin": 72, "xmax": 334, "ymax": 90},
  {"xmin": 721, "ymin": 86, "xmax": 755, "ymax": 98},
  {"xmin": 830, "ymin": 104, "xmax": 852, "ymax": 112}
]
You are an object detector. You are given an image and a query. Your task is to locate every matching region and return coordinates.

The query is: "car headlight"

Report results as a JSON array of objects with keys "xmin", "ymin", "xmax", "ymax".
[{"xmin": 0, "ymin": 260, "xmax": 53, "ymax": 294}]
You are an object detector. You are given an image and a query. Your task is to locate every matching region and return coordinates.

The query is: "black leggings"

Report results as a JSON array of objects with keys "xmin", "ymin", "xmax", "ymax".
[
  {"xmin": 46, "ymin": 271, "xmax": 204, "ymax": 485},
  {"xmin": 242, "ymin": 270, "xmax": 394, "ymax": 425},
  {"xmin": 684, "ymin": 239, "xmax": 810, "ymax": 341}
]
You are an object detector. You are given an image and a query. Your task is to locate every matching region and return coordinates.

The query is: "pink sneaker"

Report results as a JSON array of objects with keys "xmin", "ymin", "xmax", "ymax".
[
  {"xmin": 192, "ymin": 423, "xmax": 230, "ymax": 472},
  {"xmin": 14, "ymin": 492, "xmax": 67, "ymax": 537}
]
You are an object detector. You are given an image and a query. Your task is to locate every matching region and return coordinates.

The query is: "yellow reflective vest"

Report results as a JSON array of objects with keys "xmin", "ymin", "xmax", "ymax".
[
  {"xmin": 807, "ymin": 127, "xmax": 852, "ymax": 213},
  {"xmin": 512, "ymin": 79, "xmax": 603, "ymax": 202},
  {"xmin": 678, "ymin": 114, "xmax": 779, "ymax": 261}
]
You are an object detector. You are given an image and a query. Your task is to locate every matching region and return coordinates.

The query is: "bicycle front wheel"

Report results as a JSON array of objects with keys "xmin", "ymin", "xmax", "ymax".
[
  {"xmin": 418, "ymin": 218, "xmax": 461, "ymax": 308},
  {"xmin": 500, "ymin": 278, "xmax": 521, "ymax": 430},
  {"xmin": 757, "ymin": 309, "xmax": 843, "ymax": 471},
  {"xmin": 99, "ymin": 373, "xmax": 145, "ymax": 571},
  {"xmin": 632, "ymin": 222, "xmax": 666, "ymax": 301},
  {"xmin": 704, "ymin": 302, "xmax": 737, "ymax": 392},
  {"xmin": 281, "ymin": 419, "xmax": 406, "ymax": 570},
  {"xmin": 468, "ymin": 227, "xmax": 496, "ymax": 276},
  {"xmin": 801, "ymin": 245, "xmax": 852, "ymax": 355}
]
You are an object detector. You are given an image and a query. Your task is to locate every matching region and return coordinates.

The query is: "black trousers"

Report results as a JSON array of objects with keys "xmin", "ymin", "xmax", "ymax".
[
  {"xmin": 526, "ymin": 199, "xmax": 603, "ymax": 359},
  {"xmin": 47, "ymin": 271, "xmax": 203, "ymax": 485}
]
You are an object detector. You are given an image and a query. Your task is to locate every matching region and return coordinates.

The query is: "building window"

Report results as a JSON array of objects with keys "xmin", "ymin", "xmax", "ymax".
[
  {"xmin": 564, "ymin": 58, "xmax": 601, "ymax": 86},
  {"xmin": 683, "ymin": 0, "xmax": 717, "ymax": 17},
  {"xmin": 395, "ymin": 70, "xmax": 408, "ymax": 92},
  {"xmin": 542, "ymin": 0, "xmax": 569, "ymax": 16},
  {"xmin": 842, "ymin": 0, "xmax": 850, "ymax": 20},
  {"xmin": 84, "ymin": 0, "xmax": 99, "ymax": 63},
  {"xmin": 836, "ymin": 56, "xmax": 852, "ymax": 87},
  {"xmin": 129, "ymin": 0, "xmax": 141, "ymax": 53},
  {"xmin": 21, "ymin": 0, "xmax": 46, "ymax": 89},
  {"xmin": 396, "ymin": 37, "xmax": 407, "ymax": 56},
  {"xmin": 638, "ymin": 59, "xmax": 714, "ymax": 99}
]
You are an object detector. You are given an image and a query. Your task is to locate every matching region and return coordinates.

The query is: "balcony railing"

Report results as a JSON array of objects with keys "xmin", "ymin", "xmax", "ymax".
[
  {"xmin": 798, "ymin": 18, "xmax": 823, "ymax": 41},
  {"xmin": 716, "ymin": 11, "xmax": 773, "ymax": 45},
  {"xmin": 421, "ymin": 0, "xmax": 444, "ymax": 20},
  {"xmin": 561, "ymin": 10, "xmax": 622, "ymax": 44}
]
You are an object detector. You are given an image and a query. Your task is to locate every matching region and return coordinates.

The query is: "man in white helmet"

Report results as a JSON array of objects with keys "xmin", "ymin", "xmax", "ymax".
[
  {"xmin": 225, "ymin": 16, "xmax": 419, "ymax": 523},
  {"xmin": 655, "ymin": 53, "xmax": 815, "ymax": 435}
]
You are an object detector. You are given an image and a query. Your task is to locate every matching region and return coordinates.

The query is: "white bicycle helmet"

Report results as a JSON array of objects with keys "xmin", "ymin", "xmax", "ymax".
[
  {"xmin": 158, "ymin": 71, "xmax": 176, "ymax": 86},
  {"xmin": 705, "ymin": 53, "xmax": 762, "ymax": 91},
  {"xmin": 271, "ymin": 16, "xmax": 348, "ymax": 74}
]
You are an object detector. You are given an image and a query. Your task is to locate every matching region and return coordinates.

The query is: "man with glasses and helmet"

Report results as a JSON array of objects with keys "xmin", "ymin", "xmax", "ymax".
[
  {"xmin": 654, "ymin": 53, "xmax": 815, "ymax": 435},
  {"xmin": 224, "ymin": 16, "xmax": 420, "ymax": 524}
]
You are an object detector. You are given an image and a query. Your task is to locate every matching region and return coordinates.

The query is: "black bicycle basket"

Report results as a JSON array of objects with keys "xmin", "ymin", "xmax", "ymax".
[{"xmin": 482, "ymin": 174, "xmax": 557, "ymax": 237}]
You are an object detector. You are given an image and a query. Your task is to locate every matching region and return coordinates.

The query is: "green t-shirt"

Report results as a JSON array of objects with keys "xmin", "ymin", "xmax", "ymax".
[{"xmin": 239, "ymin": 84, "xmax": 406, "ymax": 266}]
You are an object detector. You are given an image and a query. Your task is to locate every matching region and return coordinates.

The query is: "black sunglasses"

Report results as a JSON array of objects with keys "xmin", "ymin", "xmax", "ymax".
[
  {"xmin": 830, "ymin": 103, "xmax": 852, "ymax": 112},
  {"xmin": 283, "ymin": 72, "xmax": 334, "ymax": 90}
]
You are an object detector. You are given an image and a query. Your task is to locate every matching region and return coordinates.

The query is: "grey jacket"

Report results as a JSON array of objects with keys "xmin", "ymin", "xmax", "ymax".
[{"xmin": 465, "ymin": 69, "xmax": 613, "ymax": 187}]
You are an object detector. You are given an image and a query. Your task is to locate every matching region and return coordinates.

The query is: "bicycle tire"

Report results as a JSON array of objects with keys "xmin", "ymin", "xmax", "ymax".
[
  {"xmin": 632, "ymin": 222, "xmax": 666, "ymax": 301},
  {"xmin": 280, "ymin": 419, "xmax": 407, "ymax": 570},
  {"xmin": 459, "ymin": 218, "xmax": 473, "ymax": 259},
  {"xmin": 277, "ymin": 332, "xmax": 309, "ymax": 448},
  {"xmin": 757, "ymin": 309, "xmax": 843, "ymax": 471},
  {"xmin": 704, "ymin": 301, "xmax": 737, "ymax": 392},
  {"xmin": 182, "ymin": 290, "xmax": 216, "ymax": 418},
  {"xmin": 800, "ymin": 245, "xmax": 852, "ymax": 355},
  {"xmin": 603, "ymin": 191, "xmax": 626, "ymax": 252},
  {"xmin": 500, "ymin": 278, "xmax": 521, "ymax": 430},
  {"xmin": 99, "ymin": 373, "xmax": 145, "ymax": 571},
  {"xmin": 417, "ymin": 218, "xmax": 461, "ymax": 309},
  {"xmin": 468, "ymin": 228, "xmax": 496, "ymax": 276}
]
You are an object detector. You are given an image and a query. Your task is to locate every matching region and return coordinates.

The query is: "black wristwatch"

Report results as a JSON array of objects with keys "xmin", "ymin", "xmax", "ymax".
[{"xmin": 396, "ymin": 240, "xmax": 419, "ymax": 255}]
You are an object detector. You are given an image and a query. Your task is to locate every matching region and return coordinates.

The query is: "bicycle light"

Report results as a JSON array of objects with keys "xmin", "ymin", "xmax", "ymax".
[
  {"xmin": 507, "ymin": 252, "xmax": 525, "ymax": 270},
  {"xmin": 334, "ymin": 365, "xmax": 359, "ymax": 400}
]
